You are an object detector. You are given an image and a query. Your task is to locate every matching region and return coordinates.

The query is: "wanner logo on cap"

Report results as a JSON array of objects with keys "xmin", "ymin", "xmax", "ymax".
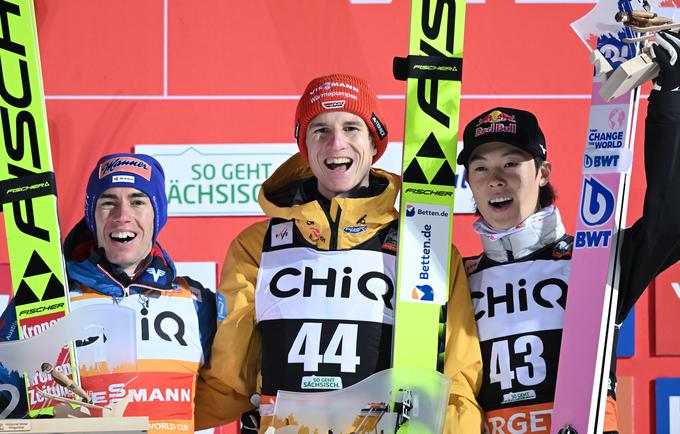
[{"xmin": 99, "ymin": 157, "xmax": 152, "ymax": 181}]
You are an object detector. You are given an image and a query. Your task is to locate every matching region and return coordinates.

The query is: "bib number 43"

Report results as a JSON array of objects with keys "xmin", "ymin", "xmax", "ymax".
[
  {"xmin": 490, "ymin": 335, "xmax": 546, "ymax": 390},
  {"xmin": 288, "ymin": 323, "xmax": 361, "ymax": 373}
]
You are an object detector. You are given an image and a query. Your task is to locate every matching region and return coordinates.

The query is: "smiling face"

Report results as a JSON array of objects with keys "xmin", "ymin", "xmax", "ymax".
[
  {"xmin": 94, "ymin": 187, "xmax": 155, "ymax": 275},
  {"xmin": 466, "ymin": 141, "xmax": 551, "ymax": 230},
  {"xmin": 305, "ymin": 111, "xmax": 377, "ymax": 199}
]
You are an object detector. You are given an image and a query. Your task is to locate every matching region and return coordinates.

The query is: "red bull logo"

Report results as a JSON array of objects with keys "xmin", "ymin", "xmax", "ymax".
[
  {"xmin": 477, "ymin": 110, "xmax": 515, "ymax": 126},
  {"xmin": 475, "ymin": 110, "xmax": 517, "ymax": 137}
]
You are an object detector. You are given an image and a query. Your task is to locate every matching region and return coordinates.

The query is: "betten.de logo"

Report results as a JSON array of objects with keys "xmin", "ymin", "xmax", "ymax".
[{"xmin": 412, "ymin": 284, "xmax": 434, "ymax": 301}]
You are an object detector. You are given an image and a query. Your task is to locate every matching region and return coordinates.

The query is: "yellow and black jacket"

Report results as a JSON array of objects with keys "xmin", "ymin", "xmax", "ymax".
[{"xmin": 195, "ymin": 154, "xmax": 483, "ymax": 433}]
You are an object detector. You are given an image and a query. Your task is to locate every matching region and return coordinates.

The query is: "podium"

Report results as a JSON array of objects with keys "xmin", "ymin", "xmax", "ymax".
[{"xmin": 0, "ymin": 417, "xmax": 148, "ymax": 433}]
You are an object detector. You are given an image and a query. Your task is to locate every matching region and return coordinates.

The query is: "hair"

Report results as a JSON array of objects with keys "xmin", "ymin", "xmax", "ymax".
[{"xmin": 534, "ymin": 157, "xmax": 556, "ymax": 208}]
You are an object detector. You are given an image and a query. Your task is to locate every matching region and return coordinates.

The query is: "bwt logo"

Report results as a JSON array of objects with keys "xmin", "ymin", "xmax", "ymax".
[
  {"xmin": 575, "ymin": 229, "xmax": 612, "ymax": 249},
  {"xmin": 576, "ymin": 177, "xmax": 615, "ymax": 249},
  {"xmin": 412, "ymin": 284, "xmax": 434, "ymax": 301},
  {"xmin": 584, "ymin": 154, "xmax": 620, "ymax": 169},
  {"xmin": 405, "ymin": 204, "xmax": 416, "ymax": 217},
  {"xmin": 580, "ymin": 177, "xmax": 615, "ymax": 227},
  {"xmin": 598, "ymin": 38, "xmax": 632, "ymax": 68}
]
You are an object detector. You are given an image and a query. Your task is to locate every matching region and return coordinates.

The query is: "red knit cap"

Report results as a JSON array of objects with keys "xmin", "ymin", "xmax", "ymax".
[{"xmin": 295, "ymin": 73, "xmax": 388, "ymax": 163}]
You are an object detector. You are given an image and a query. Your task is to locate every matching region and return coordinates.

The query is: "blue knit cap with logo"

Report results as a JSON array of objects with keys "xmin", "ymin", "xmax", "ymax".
[{"xmin": 84, "ymin": 153, "xmax": 167, "ymax": 243}]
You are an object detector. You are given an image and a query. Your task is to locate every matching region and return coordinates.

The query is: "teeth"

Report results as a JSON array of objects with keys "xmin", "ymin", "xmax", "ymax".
[
  {"xmin": 489, "ymin": 197, "xmax": 512, "ymax": 204},
  {"xmin": 325, "ymin": 157, "xmax": 352, "ymax": 165},
  {"xmin": 111, "ymin": 231, "xmax": 136, "ymax": 239}
]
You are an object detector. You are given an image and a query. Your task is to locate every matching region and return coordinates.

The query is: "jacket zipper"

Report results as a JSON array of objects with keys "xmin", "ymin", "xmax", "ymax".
[{"xmin": 322, "ymin": 204, "xmax": 342, "ymax": 250}]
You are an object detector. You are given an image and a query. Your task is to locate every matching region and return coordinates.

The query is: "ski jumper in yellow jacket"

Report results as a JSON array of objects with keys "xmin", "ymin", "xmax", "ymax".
[{"xmin": 195, "ymin": 153, "xmax": 483, "ymax": 433}]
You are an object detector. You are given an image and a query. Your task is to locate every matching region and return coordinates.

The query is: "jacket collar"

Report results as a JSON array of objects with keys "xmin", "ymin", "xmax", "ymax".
[
  {"xmin": 64, "ymin": 218, "xmax": 177, "ymax": 297},
  {"xmin": 257, "ymin": 153, "xmax": 400, "ymax": 250},
  {"xmin": 474, "ymin": 207, "xmax": 565, "ymax": 262}
]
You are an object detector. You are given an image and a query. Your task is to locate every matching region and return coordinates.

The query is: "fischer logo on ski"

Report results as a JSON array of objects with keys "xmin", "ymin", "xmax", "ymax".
[
  {"xmin": 0, "ymin": 0, "xmax": 75, "ymax": 417},
  {"xmin": 392, "ymin": 0, "xmax": 465, "ymax": 372}
]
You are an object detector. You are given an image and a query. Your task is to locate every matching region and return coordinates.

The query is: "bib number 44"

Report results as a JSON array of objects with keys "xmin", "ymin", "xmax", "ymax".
[{"xmin": 288, "ymin": 323, "xmax": 361, "ymax": 373}]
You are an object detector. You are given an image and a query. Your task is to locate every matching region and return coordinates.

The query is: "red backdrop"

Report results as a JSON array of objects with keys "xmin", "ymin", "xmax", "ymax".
[{"xmin": 0, "ymin": 0, "xmax": 678, "ymax": 432}]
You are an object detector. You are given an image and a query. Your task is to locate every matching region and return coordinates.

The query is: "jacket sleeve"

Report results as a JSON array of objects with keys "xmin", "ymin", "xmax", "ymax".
[
  {"xmin": 181, "ymin": 276, "xmax": 217, "ymax": 366},
  {"xmin": 194, "ymin": 221, "xmax": 269, "ymax": 430},
  {"xmin": 444, "ymin": 246, "xmax": 483, "ymax": 433},
  {"xmin": 0, "ymin": 299, "xmax": 18, "ymax": 342},
  {"xmin": 617, "ymin": 89, "xmax": 680, "ymax": 323}
]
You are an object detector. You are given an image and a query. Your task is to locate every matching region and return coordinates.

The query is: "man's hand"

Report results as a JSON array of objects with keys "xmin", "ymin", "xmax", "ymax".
[{"xmin": 650, "ymin": 31, "xmax": 680, "ymax": 91}]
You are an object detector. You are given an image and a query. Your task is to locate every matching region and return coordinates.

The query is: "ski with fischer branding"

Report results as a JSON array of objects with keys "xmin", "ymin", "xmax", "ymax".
[
  {"xmin": 0, "ymin": 0, "xmax": 76, "ymax": 418},
  {"xmin": 551, "ymin": 0, "xmax": 646, "ymax": 432},
  {"xmin": 390, "ymin": 0, "xmax": 466, "ymax": 425}
]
